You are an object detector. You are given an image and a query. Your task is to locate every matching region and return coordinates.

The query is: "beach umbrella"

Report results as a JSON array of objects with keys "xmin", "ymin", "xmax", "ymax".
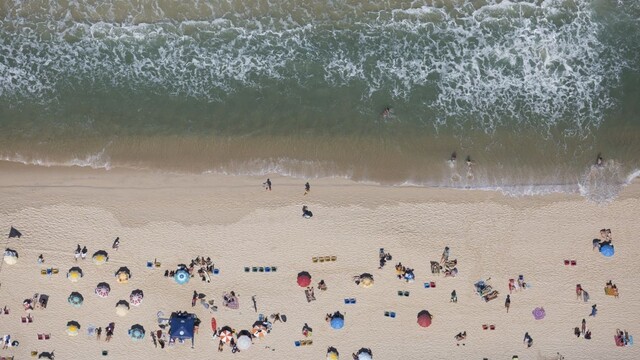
[
  {"xmin": 66, "ymin": 320, "xmax": 80, "ymax": 336},
  {"xmin": 67, "ymin": 292, "xmax": 84, "ymax": 308},
  {"xmin": 128, "ymin": 324, "xmax": 145, "ymax": 341},
  {"xmin": 297, "ymin": 271, "xmax": 312, "ymax": 287},
  {"xmin": 359, "ymin": 273, "xmax": 374, "ymax": 288},
  {"xmin": 38, "ymin": 352, "xmax": 55, "ymax": 359},
  {"xmin": 67, "ymin": 267, "xmax": 83, "ymax": 282},
  {"xmin": 92, "ymin": 250, "xmax": 109, "ymax": 265},
  {"xmin": 3, "ymin": 249, "xmax": 18, "ymax": 265},
  {"xmin": 417, "ymin": 310, "xmax": 432, "ymax": 328},
  {"xmin": 95, "ymin": 282, "xmax": 111, "ymax": 298},
  {"xmin": 532, "ymin": 307, "xmax": 546, "ymax": 320},
  {"xmin": 357, "ymin": 348, "xmax": 373, "ymax": 360},
  {"xmin": 236, "ymin": 332, "xmax": 252, "ymax": 350},
  {"xmin": 130, "ymin": 289, "xmax": 144, "ymax": 306},
  {"xmin": 8, "ymin": 227, "xmax": 22, "ymax": 238},
  {"xmin": 327, "ymin": 347, "xmax": 339, "ymax": 360},
  {"xmin": 116, "ymin": 300, "xmax": 130, "ymax": 317},
  {"xmin": 330, "ymin": 312, "xmax": 344, "ymax": 330},
  {"xmin": 600, "ymin": 244, "xmax": 615, "ymax": 257},
  {"xmin": 219, "ymin": 327, "xmax": 233, "ymax": 344},
  {"xmin": 115, "ymin": 267, "xmax": 131, "ymax": 284},
  {"xmin": 174, "ymin": 269, "xmax": 190, "ymax": 285},
  {"xmin": 251, "ymin": 326, "xmax": 266, "ymax": 339}
]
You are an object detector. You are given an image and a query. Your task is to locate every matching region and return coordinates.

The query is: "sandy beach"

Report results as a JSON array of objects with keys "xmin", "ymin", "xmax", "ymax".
[{"xmin": 0, "ymin": 161, "xmax": 639, "ymax": 360}]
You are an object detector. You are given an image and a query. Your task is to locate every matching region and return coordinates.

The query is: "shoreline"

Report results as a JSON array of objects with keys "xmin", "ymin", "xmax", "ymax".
[{"xmin": 1, "ymin": 161, "xmax": 639, "ymax": 359}]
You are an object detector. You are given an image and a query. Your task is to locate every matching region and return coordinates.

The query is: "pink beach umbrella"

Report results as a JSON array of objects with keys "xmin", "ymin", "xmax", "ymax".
[
  {"xmin": 129, "ymin": 290, "xmax": 144, "ymax": 307},
  {"xmin": 95, "ymin": 283, "xmax": 111, "ymax": 298},
  {"xmin": 297, "ymin": 271, "xmax": 312, "ymax": 287},
  {"xmin": 532, "ymin": 307, "xmax": 545, "ymax": 320}
]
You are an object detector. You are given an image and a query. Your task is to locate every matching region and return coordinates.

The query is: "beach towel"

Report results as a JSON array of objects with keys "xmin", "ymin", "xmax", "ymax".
[{"xmin": 305, "ymin": 289, "xmax": 316, "ymax": 303}]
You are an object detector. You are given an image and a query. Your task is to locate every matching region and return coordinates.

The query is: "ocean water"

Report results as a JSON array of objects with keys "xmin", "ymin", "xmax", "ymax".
[{"xmin": 1, "ymin": 0, "xmax": 639, "ymax": 202}]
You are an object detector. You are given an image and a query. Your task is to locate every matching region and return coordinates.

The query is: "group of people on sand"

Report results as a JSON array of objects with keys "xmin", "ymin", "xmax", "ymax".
[
  {"xmin": 574, "ymin": 318, "xmax": 592, "ymax": 340},
  {"xmin": 378, "ymin": 248, "xmax": 392, "ymax": 269},
  {"xmin": 73, "ymin": 244, "xmax": 88, "ymax": 261},
  {"xmin": 394, "ymin": 262, "xmax": 415, "ymax": 282},
  {"xmin": 615, "ymin": 329, "xmax": 632, "ymax": 346},
  {"xmin": 593, "ymin": 229, "xmax": 613, "ymax": 250}
]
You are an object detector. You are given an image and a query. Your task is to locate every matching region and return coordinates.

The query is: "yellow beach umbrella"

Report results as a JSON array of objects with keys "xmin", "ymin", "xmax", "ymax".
[
  {"xmin": 66, "ymin": 321, "xmax": 80, "ymax": 336},
  {"xmin": 327, "ymin": 352, "xmax": 339, "ymax": 360},
  {"xmin": 67, "ymin": 267, "xmax": 83, "ymax": 282},
  {"xmin": 92, "ymin": 250, "xmax": 109, "ymax": 265},
  {"xmin": 359, "ymin": 273, "xmax": 374, "ymax": 288}
]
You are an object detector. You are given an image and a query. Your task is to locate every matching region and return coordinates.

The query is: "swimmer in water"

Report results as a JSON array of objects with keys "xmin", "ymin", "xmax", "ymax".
[
  {"xmin": 596, "ymin": 153, "xmax": 603, "ymax": 167},
  {"xmin": 466, "ymin": 156, "xmax": 473, "ymax": 167},
  {"xmin": 381, "ymin": 107, "xmax": 391, "ymax": 117},
  {"xmin": 450, "ymin": 152, "xmax": 457, "ymax": 162}
]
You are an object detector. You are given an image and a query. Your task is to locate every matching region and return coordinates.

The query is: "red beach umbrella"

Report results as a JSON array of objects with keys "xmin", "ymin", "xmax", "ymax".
[
  {"xmin": 297, "ymin": 271, "xmax": 312, "ymax": 287},
  {"xmin": 417, "ymin": 310, "xmax": 432, "ymax": 328}
]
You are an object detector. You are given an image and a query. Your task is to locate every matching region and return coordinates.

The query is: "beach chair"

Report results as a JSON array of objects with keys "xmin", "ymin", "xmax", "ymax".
[
  {"xmin": 330, "ymin": 256, "xmax": 337, "ymax": 261},
  {"xmin": 324, "ymin": 256, "xmax": 331, "ymax": 262},
  {"xmin": 271, "ymin": 267, "xmax": 277, "ymax": 272},
  {"xmin": 294, "ymin": 341, "xmax": 301, "ymax": 347},
  {"xmin": 312, "ymin": 257, "xmax": 318, "ymax": 263},
  {"xmin": 213, "ymin": 268, "xmax": 220, "ymax": 275},
  {"xmin": 244, "ymin": 267, "xmax": 250, "ymax": 272}
]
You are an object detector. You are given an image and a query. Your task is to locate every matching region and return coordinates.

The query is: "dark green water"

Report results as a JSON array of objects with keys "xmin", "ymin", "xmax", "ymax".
[{"xmin": 1, "ymin": 0, "xmax": 639, "ymax": 201}]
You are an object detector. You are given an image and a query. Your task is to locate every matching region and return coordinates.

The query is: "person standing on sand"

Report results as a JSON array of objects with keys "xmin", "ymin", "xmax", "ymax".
[
  {"xmin": 523, "ymin": 332, "xmax": 533, "ymax": 348},
  {"xmin": 264, "ymin": 178, "xmax": 272, "ymax": 191},
  {"xmin": 505, "ymin": 294, "xmax": 511, "ymax": 313},
  {"xmin": 304, "ymin": 182, "xmax": 310, "ymax": 195},
  {"xmin": 581, "ymin": 319, "xmax": 586, "ymax": 335},
  {"xmin": 97, "ymin": 327, "xmax": 102, "ymax": 340},
  {"xmin": 112, "ymin": 237, "xmax": 120, "ymax": 251},
  {"xmin": 576, "ymin": 284, "xmax": 583, "ymax": 300},
  {"xmin": 450, "ymin": 290, "xmax": 457, "ymax": 303},
  {"xmin": 589, "ymin": 304, "xmax": 597, "ymax": 317},
  {"xmin": 192, "ymin": 291, "xmax": 198, "ymax": 307}
]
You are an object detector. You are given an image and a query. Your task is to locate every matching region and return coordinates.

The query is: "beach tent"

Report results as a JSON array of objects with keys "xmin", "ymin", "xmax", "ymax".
[
  {"xmin": 236, "ymin": 330, "xmax": 253, "ymax": 350},
  {"xmin": 130, "ymin": 289, "xmax": 144, "ymax": 306},
  {"xmin": 600, "ymin": 244, "xmax": 615, "ymax": 257},
  {"xmin": 92, "ymin": 250, "xmax": 109, "ymax": 265},
  {"xmin": 9, "ymin": 227, "xmax": 22, "ymax": 238},
  {"xmin": 359, "ymin": 273, "xmax": 374, "ymax": 288},
  {"xmin": 116, "ymin": 300, "xmax": 130, "ymax": 317},
  {"xmin": 219, "ymin": 326, "xmax": 233, "ymax": 344},
  {"xmin": 95, "ymin": 282, "xmax": 111, "ymax": 298},
  {"xmin": 67, "ymin": 267, "xmax": 83, "ymax": 282},
  {"xmin": 327, "ymin": 346, "xmax": 339, "ymax": 360},
  {"xmin": 3, "ymin": 249, "xmax": 18, "ymax": 265},
  {"xmin": 297, "ymin": 271, "xmax": 312, "ymax": 287},
  {"xmin": 356, "ymin": 348, "xmax": 373, "ymax": 360},
  {"xmin": 115, "ymin": 267, "xmax": 131, "ymax": 283},
  {"xmin": 68, "ymin": 292, "xmax": 84, "ymax": 308},
  {"xmin": 66, "ymin": 320, "xmax": 81, "ymax": 336},
  {"xmin": 417, "ymin": 310, "xmax": 432, "ymax": 328},
  {"xmin": 330, "ymin": 312, "xmax": 345, "ymax": 330},
  {"xmin": 128, "ymin": 324, "xmax": 145, "ymax": 341},
  {"xmin": 174, "ymin": 269, "xmax": 190, "ymax": 285},
  {"xmin": 169, "ymin": 312, "xmax": 196, "ymax": 348}
]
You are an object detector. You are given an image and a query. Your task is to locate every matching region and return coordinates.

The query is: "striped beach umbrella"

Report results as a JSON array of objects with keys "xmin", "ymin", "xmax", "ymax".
[
  {"xmin": 219, "ymin": 327, "xmax": 233, "ymax": 344},
  {"xmin": 95, "ymin": 282, "xmax": 111, "ymax": 298},
  {"xmin": 130, "ymin": 289, "xmax": 144, "ymax": 306}
]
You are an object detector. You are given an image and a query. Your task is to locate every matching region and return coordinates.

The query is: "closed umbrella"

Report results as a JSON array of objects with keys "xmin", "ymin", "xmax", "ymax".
[
  {"xmin": 417, "ymin": 310, "xmax": 432, "ymax": 328},
  {"xmin": 330, "ymin": 312, "xmax": 344, "ymax": 330},
  {"xmin": 532, "ymin": 307, "xmax": 545, "ymax": 320},
  {"xmin": 174, "ymin": 269, "xmax": 190, "ymax": 285},
  {"xmin": 297, "ymin": 271, "xmax": 312, "ymax": 287},
  {"xmin": 130, "ymin": 290, "xmax": 144, "ymax": 306},
  {"xmin": 92, "ymin": 250, "xmax": 109, "ymax": 265},
  {"xmin": 3, "ymin": 249, "xmax": 18, "ymax": 265},
  {"xmin": 67, "ymin": 267, "xmax": 83, "ymax": 282},
  {"xmin": 66, "ymin": 320, "xmax": 80, "ymax": 336},
  {"xmin": 67, "ymin": 292, "xmax": 84, "ymax": 308},
  {"xmin": 95, "ymin": 282, "xmax": 111, "ymax": 298},
  {"xmin": 600, "ymin": 244, "xmax": 615, "ymax": 257},
  {"xmin": 116, "ymin": 300, "xmax": 130, "ymax": 317},
  {"xmin": 236, "ymin": 333, "xmax": 252, "ymax": 350}
]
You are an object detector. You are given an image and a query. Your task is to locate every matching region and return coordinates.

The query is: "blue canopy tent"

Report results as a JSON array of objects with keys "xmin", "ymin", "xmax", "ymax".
[{"xmin": 169, "ymin": 312, "xmax": 196, "ymax": 348}]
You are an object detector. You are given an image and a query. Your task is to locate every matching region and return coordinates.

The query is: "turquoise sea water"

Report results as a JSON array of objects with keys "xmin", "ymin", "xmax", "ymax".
[{"xmin": 1, "ymin": 0, "xmax": 639, "ymax": 202}]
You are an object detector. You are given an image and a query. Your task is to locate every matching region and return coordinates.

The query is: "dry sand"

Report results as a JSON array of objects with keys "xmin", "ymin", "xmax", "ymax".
[{"xmin": 0, "ymin": 161, "xmax": 639, "ymax": 360}]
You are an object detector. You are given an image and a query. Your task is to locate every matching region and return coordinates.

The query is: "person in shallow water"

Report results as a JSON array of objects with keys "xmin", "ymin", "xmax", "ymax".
[
  {"xmin": 381, "ymin": 107, "xmax": 391, "ymax": 117},
  {"xmin": 596, "ymin": 153, "xmax": 604, "ymax": 166}
]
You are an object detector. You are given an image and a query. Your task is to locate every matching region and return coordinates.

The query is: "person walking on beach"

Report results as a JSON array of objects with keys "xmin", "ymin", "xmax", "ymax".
[
  {"xmin": 304, "ymin": 182, "xmax": 310, "ymax": 195},
  {"xmin": 450, "ymin": 290, "xmax": 457, "ymax": 303},
  {"xmin": 523, "ymin": 332, "xmax": 533, "ymax": 348},
  {"xmin": 264, "ymin": 178, "xmax": 272, "ymax": 191},
  {"xmin": 576, "ymin": 284, "xmax": 583, "ymax": 300},
  {"xmin": 97, "ymin": 327, "xmax": 102, "ymax": 340},
  {"xmin": 112, "ymin": 237, "xmax": 120, "ymax": 251},
  {"xmin": 192, "ymin": 291, "xmax": 198, "ymax": 307},
  {"xmin": 81, "ymin": 246, "xmax": 88, "ymax": 260},
  {"xmin": 440, "ymin": 246, "xmax": 450, "ymax": 264},
  {"xmin": 505, "ymin": 294, "xmax": 511, "ymax": 313},
  {"xmin": 581, "ymin": 319, "xmax": 586, "ymax": 335},
  {"xmin": 74, "ymin": 244, "xmax": 81, "ymax": 261},
  {"xmin": 589, "ymin": 304, "xmax": 598, "ymax": 317}
]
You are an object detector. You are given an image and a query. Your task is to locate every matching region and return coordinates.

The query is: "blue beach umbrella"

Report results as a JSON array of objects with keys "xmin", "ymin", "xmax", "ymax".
[
  {"xmin": 330, "ymin": 312, "xmax": 344, "ymax": 330},
  {"xmin": 174, "ymin": 269, "xmax": 190, "ymax": 285},
  {"xmin": 600, "ymin": 244, "xmax": 615, "ymax": 257},
  {"xmin": 128, "ymin": 324, "xmax": 145, "ymax": 341},
  {"xmin": 67, "ymin": 292, "xmax": 84, "ymax": 308}
]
